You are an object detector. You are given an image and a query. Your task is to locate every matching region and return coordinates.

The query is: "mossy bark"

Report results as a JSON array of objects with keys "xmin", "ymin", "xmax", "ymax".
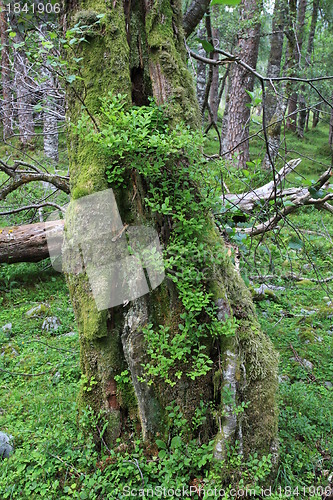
[{"xmin": 64, "ymin": 0, "xmax": 278, "ymax": 471}]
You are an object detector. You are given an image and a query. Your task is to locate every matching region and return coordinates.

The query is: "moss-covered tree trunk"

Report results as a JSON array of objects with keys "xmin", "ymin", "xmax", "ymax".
[{"xmin": 64, "ymin": 0, "xmax": 278, "ymax": 470}]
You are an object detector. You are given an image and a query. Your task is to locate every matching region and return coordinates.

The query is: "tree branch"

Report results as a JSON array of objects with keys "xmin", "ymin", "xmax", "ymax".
[
  {"xmin": 183, "ymin": 0, "xmax": 211, "ymax": 38},
  {"xmin": 0, "ymin": 160, "xmax": 70, "ymax": 200}
]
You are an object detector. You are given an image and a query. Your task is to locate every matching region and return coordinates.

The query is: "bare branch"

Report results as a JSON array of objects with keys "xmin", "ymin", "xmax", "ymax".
[
  {"xmin": 223, "ymin": 158, "xmax": 302, "ymax": 212},
  {"xmin": 0, "ymin": 202, "xmax": 62, "ymax": 216},
  {"xmin": 183, "ymin": 0, "xmax": 211, "ymax": 38},
  {"xmin": 0, "ymin": 161, "xmax": 70, "ymax": 200}
]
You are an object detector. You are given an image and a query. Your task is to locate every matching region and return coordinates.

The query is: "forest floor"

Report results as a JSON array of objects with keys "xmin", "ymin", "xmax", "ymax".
[{"xmin": 0, "ymin": 120, "xmax": 332, "ymax": 499}]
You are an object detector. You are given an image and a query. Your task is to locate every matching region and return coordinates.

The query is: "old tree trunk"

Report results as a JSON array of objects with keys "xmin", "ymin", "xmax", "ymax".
[
  {"xmin": 223, "ymin": 0, "xmax": 262, "ymax": 168},
  {"xmin": 64, "ymin": 0, "xmax": 278, "ymax": 470}
]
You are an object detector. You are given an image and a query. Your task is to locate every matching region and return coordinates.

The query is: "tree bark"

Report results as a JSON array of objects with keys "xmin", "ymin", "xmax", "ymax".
[
  {"xmin": 209, "ymin": 7, "xmax": 220, "ymax": 124},
  {"xmin": 263, "ymin": 0, "xmax": 296, "ymax": 169},
  {"xmin": 286, "ymin": 0, "xmax": 307, "ymax": 132},
  {"xmin": 264, "ymin": 0, "xmax": 286, "ymax": 127},
  {"xmin": 0, "ymin": 2, "xmax": 12, "ymax": 139},
  {"xmin": 312, "ymin": 102, "xmax": 320, "ymax": 128},
  {"xmin": 42, "ymin": 69, "xmax": 59, "ymax": 163},
  {"xmin": 63, "ymin": 0, "xmax": 278, "ymax": 466},
  {"xmin": 0, "ymin": 220, "xmax": 63, "ymax": 264},
  {"xmin": 297, "ymin": 0, "xmax": 319, "ymax": 138},
  {"xmin": 262, "ymin": 0, "xmax": 286, "ymax": 169},
  {"xmin": 183, "ymin": 0, "xmax": 211, "ymax": 38},
  {"xmin": 12, "ymin": 23, "xmax": 35, "ymax": 146},
  {"xmin": 223, "ymin": 0, "xmax": 262, "ymax": 168},
  {"xmin": 196, "ymin": 22, "xmax": 207, "ymax": 114},
  {"xmin": 329, "ymin": 92, "xmax": 333, "ymax": 150}
]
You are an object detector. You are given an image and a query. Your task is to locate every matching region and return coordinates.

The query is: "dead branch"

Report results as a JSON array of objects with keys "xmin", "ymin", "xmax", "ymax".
[
  {"xmin": 0, "ymin": 159, "xmax": 70, "ymax": 200},
  {"xmin": 221, "ymin": 159, "xmax": 332, "ymax": 236},
  {"xmin": 250, "ymin": 273, "xmax": 333, "ymax": 283},
  {"xmin": 223, "ymin": 158, "xmax": 302, "ymax": 212}
]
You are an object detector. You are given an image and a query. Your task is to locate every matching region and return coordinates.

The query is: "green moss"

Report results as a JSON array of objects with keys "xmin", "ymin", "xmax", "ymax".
[
  {"xmin": 67, "ymin": 2, "xmax": 131, "ymax": 199},
  {"xmin": 145, "ymin": 0, "xmax": 200, "ymax": 128},
  {"xmin": 73, "ymin": 9, "xmax": 101, "ymax": 29},
  {"xmin": 67, "ymin": 274, "xmax": 107, "ymax": 340}
]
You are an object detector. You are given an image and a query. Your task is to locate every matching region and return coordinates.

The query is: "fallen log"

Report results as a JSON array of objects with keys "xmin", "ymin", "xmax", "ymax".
[
  {"xmin": 221, "ymin": 160, "xmax": 333, "ymax": 235},
  {"xmin": 223, "ymin": 158, "xmax": 302, "ymax": 212},
  {"xmin": 0, "ymin": 220, "xmax": 64, "ymax": 264}
]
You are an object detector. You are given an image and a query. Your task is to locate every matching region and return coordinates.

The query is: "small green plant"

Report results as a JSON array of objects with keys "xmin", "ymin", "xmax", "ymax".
[
  {"xmin": 81, "ymin": 374, "xmax": 98, "ymax": 392},
  {"xmin": 77, "ymin": 94, "xmax": 237, "ymax": 387}
]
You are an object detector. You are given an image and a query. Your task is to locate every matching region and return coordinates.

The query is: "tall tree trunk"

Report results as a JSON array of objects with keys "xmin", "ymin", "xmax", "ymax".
[
  {"xmin": 221, "ymin": 73, "xmax": 230, "ymax": 154},
  {"xmin": 287, "ymin": 92, "xmax": 297, "ymax": 131},
  {"xmin": 0, "ymin": 2, "xmax": 12, "ymax": 139},
  {"xmin": 196, "ymin": 22, "xmax": 207, "ymax": 114},
  {"xmin": 223, "ymin": 0, "xmax": 262, "ymax": 168},
  {"xmin": 286, "ymin": 0, "xmax": 307, "ymax": 132},
  {"xmin": 329, "ymin": 92, "xmax": 333, "ymax": 151},
  {"xmin": 64, "ymin": 0, "xmax": 278, "ymax": 467},
  {"xmin": 209, "ymin": 6, "xmax": 220, "ymax": 124},
  {"xmin": 297, "ymin": 0, "xmax": 319, "ymax": 138},
  {"xmin": 264, "ymin": 0, "xmax": 286, "ymax": 126},
  {"xmin": 263, "ymin": 0, "xmax": 296, "ymax": 169},
  {"xmin": 297, "ymin": 93, "xmax": 307, "ymax": 138},
  {"xmin": 42, "ymin": 69, "xmax": 59, "ymax": 163},
  {"xmin": 305, "ymin": 0, "xmax": 319, "ymax": 66},
  {"xmin": 312, "ymin": 102, "xmax": 320, "ymax": 128},
  {"xmin": 12, "ymin": 26, "xmax": 34, "ymax": 146},
  {"xmin": 262, "ymin": 0, "xmax": 286, "ymax": 169}
]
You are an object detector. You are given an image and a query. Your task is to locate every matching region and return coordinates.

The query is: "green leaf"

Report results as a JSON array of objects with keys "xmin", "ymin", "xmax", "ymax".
[
  {"xmin": 170, "ymin": 435, "xmax": 182, "ymax": 449},
  {"xmin": 196, "ymin": 38, "xmax": 214, "ymax": 53},
  {"xmin": 155, "ymin": 439, "xmax": 166, "ymax": 449},
  {"xmin": 9, "ymin": 31, "xmax": 17, "ymax": 38},
  {"xmin": 211, "ymin": 0, "xmax": 241, "ymax": 6},
  {"xmin": 158, "ymin": 449, "xmax": 167, "ymax": 460},
  {"xmin": 288, "ymin": 237, "xmax": 303, "ymax": 250},
  {"xmin": 66, "ymin": 75, "xmax": 76, "ymax": 84},
  {"xmin": 309, "ymin": 187, "xmax": 326, "ymax": 199}
]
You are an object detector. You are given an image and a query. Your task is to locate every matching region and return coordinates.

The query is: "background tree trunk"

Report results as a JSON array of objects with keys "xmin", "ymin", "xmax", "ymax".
[
  {"xmin": 64, "ymin": 0, "xmax": 278, "ymax": 466},
  {"xmin": 196, "ymin": 22, "xmax": 207, "ymax": 114},
  {"xmin": 223, "ymin": 0, "xmax": 262, "ymax": 168},
  {"xmin": 0, "ymin": 2, "xmax": 13, "ymax": 139},
  {"xmin": 329, "ymin": 92, "xmax": 333, "ymax": 151},
  {"xmin": 42, "ymin": 69, "xmax": 59, "ymax": 163},
  {"xmin": 312, "ymin": 102, "xmax": 320, "ymax": 128},
  {"xmin": 262, "ymin": 0, "xmax": 286, "ymax": 169},
  {"xmin": 264, "ymin": 0, "xmax": 286, "ymax": 127},
  {"xmin": 297, "ymin": 0, "xmax": 319, "ymax": 138},
  {"xmin": 12, "ymin": 25, "xmax": 35, "ymax": 146},
  {"xmin": 286, "ymin": 0, "xmax": 307, "ymax": 132},
  {"xmin": 263, "ymin": 0, "xmax": 296, "ymax": 169},
  {"xmin": 209, "ymin": 6, "xmax": 220, "ymax": 124}
]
